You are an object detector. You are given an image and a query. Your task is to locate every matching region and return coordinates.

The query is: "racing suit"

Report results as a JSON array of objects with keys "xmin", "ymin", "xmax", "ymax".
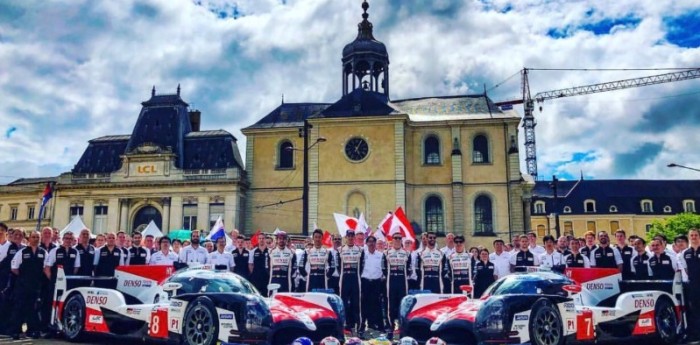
[
  {"xmin": 339, "ymin": 245, "xmax": 364, "ymax": 331},
  {"xmin": 384, "ymin": 248, "xmax": 410, "ymax": 331},
  {"xmin": 300, "ymin": 246, "xmax": 333, "ymax": 292},
  {"xmin": 446, "ymin": 250, "xmax": 471, "ymax": 294},
  {"xmin": 268, "ymin": 247, "xmax": 296, "ymax": 294},
  {"xmin": 417, "ymin": 247, "xmax": 447, "ymax": 293}
]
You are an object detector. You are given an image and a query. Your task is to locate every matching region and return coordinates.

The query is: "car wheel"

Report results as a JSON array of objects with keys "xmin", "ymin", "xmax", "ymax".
[
  {"xmin": 654, "ymin": 297, "xmax": 677, "ymax": 345},
  {"xmin": 182, "ymin": 297, "xmax": 219, "ymax": 345},
  {"xmin": 62, "ymin": 294, "xmax": 85, "ymax": 342},
  {"xmin": 528, "ymin": 299, "xmax": 564, "ymax": 345}
]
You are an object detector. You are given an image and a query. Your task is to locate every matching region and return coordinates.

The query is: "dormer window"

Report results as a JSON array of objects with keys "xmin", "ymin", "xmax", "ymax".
[
  {"xmin": 563, "ymin": 206, "xmax": 572, "ymax": 213},
  {"xmin": 663, "ymin": 206, "xmax": 672, "ymax": 213},
  {"xmin": 534, "ymin": 201, "xmax": 546, "ymax": 214},
  {"xmin": 609, "ymin": 205, "xmax": 618, "ymax": 213},
  {"xmin": 584, "ymin": 200, "xmax": 596, "ymax": 213},
  {"xmin": 684, "ymin": 200, "xmax": 696, "ymax": 213},
  {"xmin": 641, "ymin": 199, "xmax": 653, "ymax": 213}
]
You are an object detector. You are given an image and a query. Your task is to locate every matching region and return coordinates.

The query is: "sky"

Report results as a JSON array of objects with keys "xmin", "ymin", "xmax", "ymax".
[{"xmin": 1, "ymin": 0, "xmax": 700, "ymax": 184}]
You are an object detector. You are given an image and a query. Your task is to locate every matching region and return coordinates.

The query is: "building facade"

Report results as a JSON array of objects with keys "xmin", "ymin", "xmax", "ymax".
[
  {"xmin": 0, "ymin": 88, "xmax": 247, "ymax": 234},
  {"xmin": 243, "ymin": 1, "xmax": 532, "ymax": 245},
  {"xmin": 530, "ymin": 179, "xmax": 700, "ymax": 238}
]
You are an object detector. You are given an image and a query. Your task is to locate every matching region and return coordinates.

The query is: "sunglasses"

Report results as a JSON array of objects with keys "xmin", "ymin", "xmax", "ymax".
[{"xmin": 428, "ymin": 236, "xmax": 436, "ymax": 240}]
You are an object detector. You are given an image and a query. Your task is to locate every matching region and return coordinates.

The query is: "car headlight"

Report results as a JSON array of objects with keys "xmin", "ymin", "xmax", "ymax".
[
  {"xmin": 398, "ymin": 296, "xmax": 417, "ymax": 327},
  {"xmin": 245, "ymin": 298, "xmax": 272, "ymax": 333},
  {"xmin": 476, "ymin": 299, "xmax": 505, "ymax": 333},
  {"xmin": 327, "ymin": 295, "xmax": 345, "ymax": 323}
]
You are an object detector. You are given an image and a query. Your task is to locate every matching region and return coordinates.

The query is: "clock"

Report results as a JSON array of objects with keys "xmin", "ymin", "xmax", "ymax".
[{"xmin": 344, "ymin": 137, "xmax": 369, "ymax": 161}]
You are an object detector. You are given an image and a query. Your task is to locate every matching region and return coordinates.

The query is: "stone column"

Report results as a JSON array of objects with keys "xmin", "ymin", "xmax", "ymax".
[
  {"xmin": 225, "ymin": 194, "xmax": 237, "ymax": 231},
  {"xmin": 169, "ymin": 197, "xmax": 183, "ymax": 232},
  {"xmin": 119, "ymin": 199, "xmax": 129, "ymax": 231},
  {"xmin": 83, "ymin": 200, "xmax": 94, "ymax": 230},
  {"xmin": 197, "ymin": 196, "xmax": 209, "ymax": 231},
  {"xmin": 162, "ymin": 197, "xmax": 171, "ymax": 233},
  {"xmin": 108, "ymin": 198, "xmax": 120, "ymax": 233}
]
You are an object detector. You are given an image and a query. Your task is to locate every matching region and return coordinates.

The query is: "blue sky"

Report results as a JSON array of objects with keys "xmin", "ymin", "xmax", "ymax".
[{"xmin": 1, "ymin": 0, "xmax": 700, "ymax": 184}]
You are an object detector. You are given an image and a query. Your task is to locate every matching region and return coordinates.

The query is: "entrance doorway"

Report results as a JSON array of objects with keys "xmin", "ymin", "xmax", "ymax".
[{"xmin": 132, "ymin": 206, "xmax": 162, "ymax": 233}]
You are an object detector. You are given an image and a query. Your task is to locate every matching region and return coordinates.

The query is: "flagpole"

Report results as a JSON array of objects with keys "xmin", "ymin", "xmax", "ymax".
[{"xmin": 36, "ymin": 203, "xmax": 44, "ymax": 231}]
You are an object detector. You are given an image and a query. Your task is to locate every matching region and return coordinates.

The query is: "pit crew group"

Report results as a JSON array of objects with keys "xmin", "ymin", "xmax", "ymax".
[{"xmin": 1, "ymin": 220, "xmax": 700, "ymax": 343}]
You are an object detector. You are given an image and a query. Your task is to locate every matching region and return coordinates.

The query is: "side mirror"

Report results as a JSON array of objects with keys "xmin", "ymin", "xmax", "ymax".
[
  {"xmin": 460, "ymin": 285, "xmax": 473, "ymax": 294},
  {"xmin": 267, "ymin": 283, "xmax": 281, "ymax": 296},
  {"xmin": 562, "ymin": 285, "xmax": 582, "ymax": 294},
  {"xmin": 162, "ymin": 282, "xmax": 182, "ymax": 292}
]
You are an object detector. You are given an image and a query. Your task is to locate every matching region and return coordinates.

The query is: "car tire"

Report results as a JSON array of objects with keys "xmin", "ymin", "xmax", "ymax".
[
  {"xmin": 654, "ymin": 297, "xmax": 678, "ymax": 345},
  {"xmin": 182, "ymin": 297, "xmax": 219, "ymax": 345},
  {"xmin": 62, "ymin": 293, "xmax": 86, "ymax": 342},
  {"xmin": 528, "ymin": 298, "xmax": 565, "ymax": 345}
]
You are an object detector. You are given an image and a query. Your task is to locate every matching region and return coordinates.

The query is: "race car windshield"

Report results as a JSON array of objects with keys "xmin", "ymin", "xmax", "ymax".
[
  {"xmin": 483, "ymin": 274, "xmax": 572, "ymax": 297},
  {"xmin": 167, "ymin": 274, "xmax": 258, "ymax": 295}
]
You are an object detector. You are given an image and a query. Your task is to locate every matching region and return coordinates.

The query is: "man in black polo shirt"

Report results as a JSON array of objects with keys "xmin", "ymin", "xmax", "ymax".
[
  {"xmin": 231, "ymin": 236, "xmax": 250, "ymax": 279},
  {"xmin": 128, "ymin": 232, "xmax": 150, "ymax": 266},
  {"xmin": 648, "ymin": 239, "xmax": 678, "ymax": 280},
  {"xmin": 581, "ymin": 231, "xmax": 598, "ymax": 259},
  {"xmin": 630, "ymin": 238, "xmax": 652, "ymax": 279},
  {"xmin": 0, "ymin": 228, "xmax": 23, "ymax": 334},
  {"xmin": 565, "ymin": 238, "xmax": 590, "ymax": 268},
  {"xmin": 614, "ymin": 229, "xmax": 634, "ymax": 279},
  {"xmin": 590, "ymin": 231, "xmax": 623, "ymax": 270},
  {"xmin": 9, "ymin": 231, "xmax": 47, "ymax": 339},
  {"xmin": 45, "ymin": 232, "xmax": 81, "ymax": 297},
  {"xmin": 509, "ymin": 235, "xmax": 540, "ymax": 271},
  {"xmin": 93, "ymin": 232, "xmax": 125, "ymax": 288},
  {"xmin": 680, "ymin": 229, "xmax": 700, "ymax": 340}
]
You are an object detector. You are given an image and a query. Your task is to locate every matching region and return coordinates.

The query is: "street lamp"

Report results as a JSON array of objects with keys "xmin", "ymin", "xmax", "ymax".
[
  {"xmin": 287, "ymin": 121, "xmax": 326, "ymax": 236},
  {"xmin": 667, "ymin": 163, "xmax": 700, "ymax": 173},
  {"xmin": 549, "ymin": 175, "xmax": 561, "ymax": 238}
]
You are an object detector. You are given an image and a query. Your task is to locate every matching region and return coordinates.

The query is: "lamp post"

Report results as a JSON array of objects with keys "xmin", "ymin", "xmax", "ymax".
[
  {"xmin": 289, "ymin": 120, "xmax": 326, "ymax": 236},
  {"xmin": 667, "ymin": 163, "xmax": 700, "ymax": 173},
  {"xmin": 550, "ymin": 175, "xmax": 561, "ymax": 238}
]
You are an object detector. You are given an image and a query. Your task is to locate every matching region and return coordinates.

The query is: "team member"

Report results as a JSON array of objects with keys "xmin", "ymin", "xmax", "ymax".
[
  {"xmin": 489, "ymin": 239, "xmax": 511, "ymax": 279},
  {"xmin": 416, "ymin": 232, "xmax": 447, "ymax": 293},
  {"xmin": 44, "ymin": 232, "xmax": 80, "ymax": 289},
  {"xmin": 614, "ymin": 230, "xmax": 635, "ymax": 279},
  {"xmin": 116, "ymin": 231, "xmax": 130, "ymax": 262},
  {"xmin": 268, "ymin": 231, "xmax": 296, "ymax": 294},
  {"xmin": 440, "ymin": 233, "xmax": 455, "ymax": 257},
  {"xmin": 248, "ymin": 232, "xmax": 270, "ymax": 296},
  {"xmin": 38, "ymin": 226, "xmax": 56, "ymax": 332},
  {"xmin": 0, "ymin": 228, "xmax": 23, "ymax": 334},
  {"xmin": 143, "ymin": 234, "xmax": 157, "ymax": 254},
  {"xmin": 93, "ymin": 232, "xmax": 125, "ymax": 288},
  {"xmin": 680, "ymin": 229, "xmax": 700, "ymax": 340},
  {"xmin": 564, "ymin": 237, "xmax": 590, "ymax": 268},
  {"xmin": 95, "ymin": 234, "xmax": 106, "ymax": 248},
  {"xmin": 446, "ymin": 235, "xmax": 471, "ymax": 293},
  {"xmin": 204, "ymin": 240, "xmax": 214, "ymax": 253},
  {"xmin": 648, "ymin": 239, "xmax": 679, "ymax": 280},
  {"xmin": 590, "ymin": 231, "xmax": 623, "ymax": 270},
  {"xmin": 328, "ymin": 235, "xmax": 342, "ymax": 295},
  {"xmin": 473, "ymin": 249, "xmax": 496, "ymax": 298},
  {"xmin": 339, "ymin": 230, "xmax": 363, "ymax": 333},
  {"xmin": 360, "ymin": 235, "xmax": 386, "ymax": 333},
  {"xmin": 539, "ymin": 235, "xmax": 565, "ymax": 271},
  {"xmin": 178, "ymin": 230, "xmax": 208, "ymax": 267},
  {"xmin": 172, "ymin": 239, "xmax": 182, "ymax": 255},
  {"xmin": 9, "ymin": 231, "xmax": 47, "ymax": 339},
  {"xmin": 510, "ymin": 235, "xmax": 540, "ymax": 271},
  {"xmin": 231, "ymin": 236, "xmax": 250, "ymax": 279},
  {"xmin": 207, "ymin": 237, "xmax": 235, "ymax": 271},
  {"xmin": 224, "ymin": 229, "xmax": 240, "ymax": 252},
  {"xmin": 556, "ymin": 236, "xmax": 571, "ymax": 257},
  {"xmin": 300, "ymin": 229, "xmax": 333, "ymax": 292},
  {"xmin": 149, "ymin": 237, "xmax": 178, "ymax": 266},
  {"xmin": 527, "ymin": 232, "xmax": 545, "ymax": 255},
  {"xmin": 581, "ymin": 231, "xmax": 598, "ymax": 259},
  {"xmin": 75, "ymin": 229, "xmax": 95, "ymax": 276},
  {"xmin": 630, "ymin": 238, "xmax": 652, "ymax": 279},
  {"xmin": 384, "ymin": 233, "xmax": 410, "ymax": 340},
  {"xmin": 128, "ymin": 232, "xmax": 150, "ymax": 265}
]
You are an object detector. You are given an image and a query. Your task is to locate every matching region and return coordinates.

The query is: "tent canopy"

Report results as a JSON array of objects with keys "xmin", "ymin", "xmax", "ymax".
[
  {"xmin": 168, "ymin": 229, "xmax": 192, "ymax": 242},
  {"xmin": 60, "ymin": 216, "xmax": 87, "ymax": 237},
  {"xmin": 141, "ymin": 220, "xmax": 164, "ymax": 238}
]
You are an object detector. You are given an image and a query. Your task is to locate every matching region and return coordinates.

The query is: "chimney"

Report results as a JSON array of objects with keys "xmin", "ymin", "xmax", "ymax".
[{"xmin": 189, "ymin": 110, "xmax": 201, "ymax": 132}]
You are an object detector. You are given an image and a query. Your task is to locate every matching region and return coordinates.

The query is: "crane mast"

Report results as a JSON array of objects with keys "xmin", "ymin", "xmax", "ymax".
[{"xmin": 496, "ymin": 68, "xmax": 700, "ymax": 179}]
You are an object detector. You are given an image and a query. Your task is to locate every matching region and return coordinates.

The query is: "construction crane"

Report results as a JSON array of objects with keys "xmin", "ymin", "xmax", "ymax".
[{"xmin": 495, "ymin": 68, "xmax": 700, "ymax": 178}]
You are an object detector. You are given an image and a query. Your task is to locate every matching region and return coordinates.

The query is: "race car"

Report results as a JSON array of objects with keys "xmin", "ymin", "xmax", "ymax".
[
  {"xmin": 51, "ymin": 265, "xmax": 345, "ymax": 345},
  {"xmin": 398, "ymin": 268, "xmax": 685, "ymax": 345}
]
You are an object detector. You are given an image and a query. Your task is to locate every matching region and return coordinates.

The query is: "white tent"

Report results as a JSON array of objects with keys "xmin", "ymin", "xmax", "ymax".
[
  {"xmin": 60, "ymin": 216, "xmax": 88, "ymax": 237},
  {"xmin": 141, "ymin": 220, "xmax": 164, "ymax": 238}
]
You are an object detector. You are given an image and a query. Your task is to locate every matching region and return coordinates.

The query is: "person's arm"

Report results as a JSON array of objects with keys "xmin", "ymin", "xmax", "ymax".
[
  {"xmin": 144, "ymin": 249, "xmax": 151, "ymax": 265},
  {"xmin": 614, "ymin": 248, "xmax": 623, "ymax": 271},
  {"xmin": 589, "ymin": 249, "xmax": 597, "ymax": 267},
  {"xmin": 44, "ymin": 249, "xmax": 55, "ymax": 280},
  {"xmin": 248, "ymin": 249, "xmax": 255, "ymax": 274},
  {"xmin": 582, "ymin": 255, "xmax": 591, "ymax": 268},
  {"xmin": 509, "ymin": 253, "xmax": 517, "ymax": 271},
  {"xmin": 73, "ymin": 249, "xmax": 81, "ymax": 274},
  {"xmin": 229, "ymin": 254, "xmax": 235, "ymax": 272},
  {"xmin": 10, "ymin": 249, "xmax": 22, "ymax": 276}
]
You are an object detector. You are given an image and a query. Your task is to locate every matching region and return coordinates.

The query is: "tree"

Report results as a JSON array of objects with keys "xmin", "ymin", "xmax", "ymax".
[{"xmin": 647, "ymin": 212, "xmax": 700, "ymax": 241}]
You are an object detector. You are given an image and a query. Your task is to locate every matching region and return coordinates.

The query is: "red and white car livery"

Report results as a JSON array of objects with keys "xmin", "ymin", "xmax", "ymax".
[
  {"xmin": 51, "ymin": 265, "xmax": 344, "ymax": 345},
  {"xmin": 398, "ymin": 268, "xmax": 685, "ymax": 345}
]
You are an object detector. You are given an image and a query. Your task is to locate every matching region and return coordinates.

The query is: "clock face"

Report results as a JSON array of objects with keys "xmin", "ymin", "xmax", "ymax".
[{"xmin": 345, "ymin": 137, "xmax": 369, "ymax": 161}]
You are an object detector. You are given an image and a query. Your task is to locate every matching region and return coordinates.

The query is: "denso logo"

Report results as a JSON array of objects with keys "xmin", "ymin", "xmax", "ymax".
[
  {"xmin": 634, "ymin": 299, "xmax": 655, "ymax": 309},
  {"xmin": 86, "ymin": 296, "xmax": 108, "ymax": 305},
  {"xmin": 124, "ymin": 280, "xmax": 148, "ymax": 287},
  {"xmin": 585, "ymin": 283, "xmax": 613, "ymax": 290}
]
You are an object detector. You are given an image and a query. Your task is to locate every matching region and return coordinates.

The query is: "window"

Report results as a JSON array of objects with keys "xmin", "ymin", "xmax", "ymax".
[
  {"xmin": 93, "ymin": 206, "xmax": 108, "ymax": 233},
  {"xmin": 423, "ymin": 135, "xmax": 440, "ymax": 165},
  {"xmin": 663, "ymin": 206, "xmax": 672, "ymax": 213},
  {"xmin": 27, "ymin": 206, "xmax": 35, "ymax": 220},
  {"xmin": 278, "ymin": 141, "xmax": 294, "ymax": 169},
  {"xmin": 536, "ymin": 224, "xmax": 546, "ymax": 237},
  {"xmin": 610, "ymin": 221, "xmax": 619, "ymax": 232},
  {"xmin": 684, "ymin": 200, "xmax": 695, "ymax": 213},
  {"xmin": 587, "ymin": 221, "xmax": 596, "ymax": 232},
  {"xmin": 563, "ymin": 206, "xmax": 572, "ymax": 213},
  {"xmin": 424, "ymin": 196, "xmax": 445, "ymax": 234},
  {"xmin": 472, "ymin": 135, "xmax": 489, "ymax": 163},
  {"xmin": 183, "ymin": 204, "xmax": 198, "ymax": 230},
  {"xmin": 534, "ymin": 201, "xmax": 546, "ymax": 214},
  {"xmin": 609, "ymin": 205, "xmax": 618, "ymax": 213},
  {"xmin": 209, "ymin": 203, "xmax": 224, "ymax": 229},
  {"xmin": 10, "ymin": 207, "xmax": 18, "ymax": 221},
  {"xmin": 564, "ymin": 221, "xmax": 573, "ymax": 236},
  {"xmin": 70, "ymin": 205, "xmax": 84, "ymax": 220},
  {"xmin": 584, "ymin": 200, "xmax": 596, "ymax": 213},
  {"xmin": 645, "ymin": 224, "xmax": 652, "ymax": 233},
  {"xmin": 474, "ymin": 195, "xmax": 494, "ymax": 234},
  {"xmin": 641, "ymin": 200, "xmax": 653, "ymax": 213}
]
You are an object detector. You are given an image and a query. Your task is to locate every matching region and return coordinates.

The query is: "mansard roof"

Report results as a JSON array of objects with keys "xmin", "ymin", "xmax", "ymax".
[{"xmin": 243, "ymin": 103, "xmax": 331, "ymax": 130}]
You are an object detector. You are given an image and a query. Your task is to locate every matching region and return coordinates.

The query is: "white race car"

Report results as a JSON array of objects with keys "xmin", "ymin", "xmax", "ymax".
[{"xmin": 51, "ymin": 265, "xmax": 345, "ymax": 345}]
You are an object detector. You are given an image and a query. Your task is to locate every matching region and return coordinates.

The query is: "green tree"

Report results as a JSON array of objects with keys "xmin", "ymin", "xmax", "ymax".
[{"xmin": 647, "ymin": 212, "xmax": 700, "ymax": 241}]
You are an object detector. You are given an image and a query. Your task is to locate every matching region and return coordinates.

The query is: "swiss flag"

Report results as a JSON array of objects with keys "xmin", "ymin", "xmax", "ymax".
[
  {"xmin": 333, "ymin": 213, "xmax": 359, "ymax": 237},
  {"xmin": 250, "ymin": 230, "xmax": 262, "ymax": 247},
  {"xmin": 389, "ymin": 207, "xmax": 416, "ymax": 248},
  {"xmin": 322, "ymin": 231, "xmax": 333, "ymax": 248}
]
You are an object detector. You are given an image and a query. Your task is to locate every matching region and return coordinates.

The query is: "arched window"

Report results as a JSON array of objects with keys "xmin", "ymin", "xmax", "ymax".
[
  {"xmin": 424, "ymin": 135, "xmax": 440, "ymax": 165},
  {"xmin": 684, "ymin": 200, "xmax": 695, "ymax": 213},
  {"xmin": 472, "ymin": 135, "xmax": 489, "ymax": 163},
  {"xmin": 534, "ymin": 201, "xmax": 546, "ymax": 214},
  {"xmin": 609, "ymin": 205, "xmax": 618, "ymax": 213},
  {"xmin": 424, "ymin": 196, "xmax": 444, "ymax": 234},
  {"xmin": 663, "ymin": 205, "xmax": 672, "ymax": 213},
  {"xmin": 563, "ymin": 206, "xmax": 572, "ymax": 213},
  {"xmin": 584, "ymin": 200, "xmax": 596, "ymax": 213},
  {"xmin": 278, "ymin": 141, "xmax": 294, "ymax": 169},
  {"xmin": 474, "ymin": 195, "xmax": 493, "ymax": 234},
  {"xmin": 641, "ymin": 199, "xmax": 653, "ymax": 213}
]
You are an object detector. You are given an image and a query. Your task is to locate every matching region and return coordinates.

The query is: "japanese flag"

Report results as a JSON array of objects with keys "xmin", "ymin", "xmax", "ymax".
[{"xmin": 333, "ymin": 213, "xmax": 359, "ymax": 237}]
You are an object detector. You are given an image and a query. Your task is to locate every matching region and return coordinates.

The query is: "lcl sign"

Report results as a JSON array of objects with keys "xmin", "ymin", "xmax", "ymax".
[{"xmin": 137, "ymin": 165, "xmax": 157, "ymax": 174}]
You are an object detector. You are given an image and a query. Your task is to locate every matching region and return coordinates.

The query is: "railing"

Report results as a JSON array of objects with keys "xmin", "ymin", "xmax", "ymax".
[{"xmin": 71, "ymin": 173, "xmax": 111, "ymax": 182}]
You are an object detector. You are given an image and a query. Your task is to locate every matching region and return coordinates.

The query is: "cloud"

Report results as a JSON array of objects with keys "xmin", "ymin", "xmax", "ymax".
[{"xmin": 0, "ymin": 0, "xmax": 699, "ymax": 185}]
